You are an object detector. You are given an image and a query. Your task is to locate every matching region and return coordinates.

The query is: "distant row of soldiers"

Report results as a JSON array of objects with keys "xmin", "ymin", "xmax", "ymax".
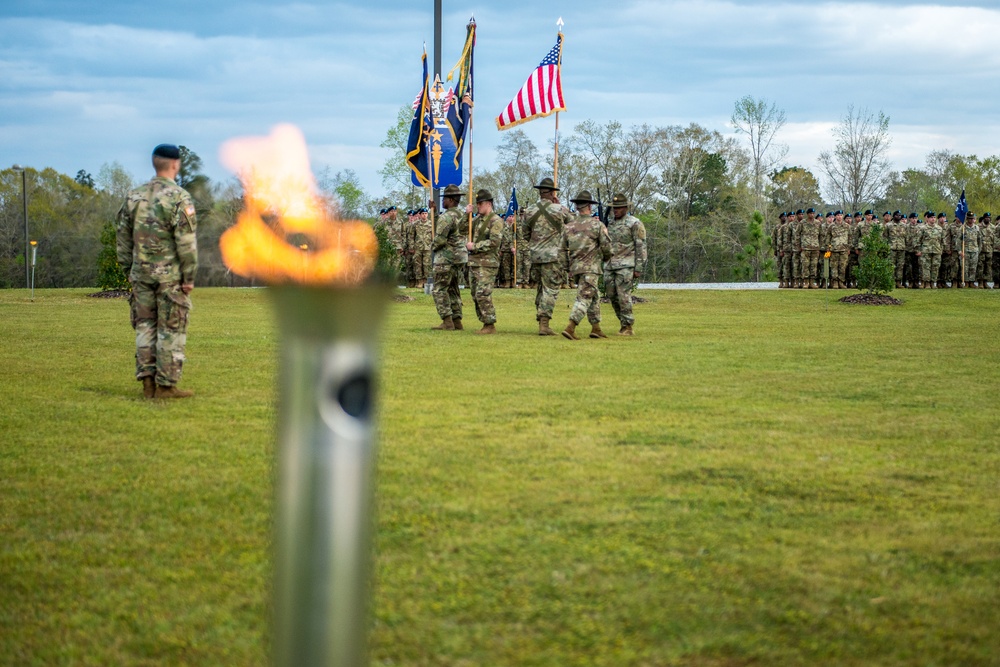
[{"xmin": 773, "ymin": 209, "xmax": 999, "ymax": 289}]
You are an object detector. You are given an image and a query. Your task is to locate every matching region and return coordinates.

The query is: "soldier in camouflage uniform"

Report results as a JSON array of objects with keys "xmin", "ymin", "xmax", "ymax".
[
  {"xmin": 464, "ymin": 189, "xmax": 504, "ymax": 334},
  {"xmin": 976, "ymin": 213, "xmax": 993, "ymax": 288},
  {"xmin": 523, "ymin": 177, "xmax": 573, "ymax": 335},
  {"xmin": 904, "ymin": 213, "xmax": 921, "ymax": 288},
  {"xmin": 116, "ymin": 144, "xmax": 198, "ymax": 399},
  {"xmin": 402, "ymin": 209, "xmax": 416, "ymax": 287},
  {"xmin": 826, "ymin": 211, "xmax": 850, "ymax": 288},
  {"xmin": 775, "ymin": 212, "xmax": 787, "ymax": 287},
  {"xmin": 917, "ymin": 211, "xmax": 943, "ymax": 288},
  {"xmin": 887, "ymin": 211, "xmax": 908, "ymax": 288},
  {"xmin": 411, "ymin": 208, "xmax": 431, "ymax": 289},
  {"xmin": 604, "ymin": 193, "xmax": 647, "ymax": 335},
  {"xmin": 516, "ymin": 210, "xmax": 532, "ymax": 288},
  {"xmin": 560, "ymin": 191, "xmax": 612, "ymax": 340},
  {"xmin": 430, "ymin": 185, "xmax": 468, "ymax": 330},
  {"xmin": 992, "ymin": 214, "xmax": 1000, "ymax": 288},
  {"xmin": 938, "ymin": 213, "xmax": 952, "ymax": 288},
  {"xmin": 798, "ymin": 208, "xmax": 821, "ymax": 288},
  {"xmin": 791, "ymin": 209, "xmax": 804, "ymax": 288},
  {"xmin": 497, "ymin": 213, "xmax": 515, "ymax": 288},
  {"xmin": 781, "ymin": 213, "xmax": 795, "ymax": 288}
]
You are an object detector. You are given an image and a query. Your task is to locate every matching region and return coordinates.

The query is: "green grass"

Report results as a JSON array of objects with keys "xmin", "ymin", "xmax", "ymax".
[{"xmin": 1, "ymin": 286, "xmax": 999, "ymax": 666}]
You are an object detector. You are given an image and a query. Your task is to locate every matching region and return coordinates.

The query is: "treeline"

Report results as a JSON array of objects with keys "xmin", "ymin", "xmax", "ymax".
[
  {"xmin": 3, "ymin": 100, "xmax": 999, "ymax": 288},
  {"xmin": 0, "ymin": 151, "xmax": 366, "ymax": 289}
]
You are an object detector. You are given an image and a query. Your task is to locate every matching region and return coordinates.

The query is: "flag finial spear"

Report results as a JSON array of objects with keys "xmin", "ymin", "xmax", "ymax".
[{"xmin": 557, "ymin": 17, "xmax": 564, "ymax": 31}]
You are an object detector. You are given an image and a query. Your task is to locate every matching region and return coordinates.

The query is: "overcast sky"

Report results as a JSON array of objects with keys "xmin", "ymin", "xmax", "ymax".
[{"xmin": 2, "ymin": 0, "xmax": 999, "ymax": 196}]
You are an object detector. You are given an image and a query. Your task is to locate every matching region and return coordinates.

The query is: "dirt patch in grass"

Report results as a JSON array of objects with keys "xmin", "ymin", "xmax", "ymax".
[
  {"xmin": 87, "ymin": 289, "xmax": 130, "ymax": 299},
  {"xmin": 839, "ymin": 293, "xmax": 902, "ymax": 305},
  {"xmin": 393, "ymin": 293, "xmax": 415, "ymax": 303}
]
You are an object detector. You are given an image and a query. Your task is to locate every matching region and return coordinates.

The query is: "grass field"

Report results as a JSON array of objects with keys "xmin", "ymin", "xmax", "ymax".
[{"xmin": 1, "ymin": 286, "xmax": 999, "ymax": 666}]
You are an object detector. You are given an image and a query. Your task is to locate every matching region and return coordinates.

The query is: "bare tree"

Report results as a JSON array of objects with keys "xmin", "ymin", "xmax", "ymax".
[
  {"xmin": 731, "ymin": 95, "xmax": 788, "ymax": 213},
  {"xmin": 818, "ymin": 106, "xmax": 892, "ymax": 213}
]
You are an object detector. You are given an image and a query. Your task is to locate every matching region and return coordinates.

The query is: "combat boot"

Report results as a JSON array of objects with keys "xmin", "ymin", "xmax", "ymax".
[
  {"xmin": 475, "ymin": 323, "xmax": 496, "ymax": 335},
  {"xmin": 141, "ymin": 376, "xmax": 155, "ymax": 399},
  {"xmin": 432, "ymin": 316, "xmax": 456, "ymax": 330},
  {"xmin": 981, "ymin": 279, "xmax": 989, "ymax": 289},
  {"xmin": 538, "ymin": 317, "xmax": 556, "ymax": 336},
  {"xmin": 453, "ymin": 318, "xmax": 464, "ymax": 330},
  {"xmin": 589, "ymin": 323, "xmax": 607, "ymax": 339},
  {"xmin": 154, "ymin": 385, "xmax": 194, "ymax": 399},
  {"xmin": 618, "ymin": 324, "xmax": 634, "ymax": 336},
  {"xmin": 561, "ymin": 320, "xmax": 580, "ymax": 340}
]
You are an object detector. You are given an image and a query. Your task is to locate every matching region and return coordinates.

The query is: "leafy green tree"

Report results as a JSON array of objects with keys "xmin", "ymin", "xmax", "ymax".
[
  {"xmin": 734, "ymin": 211, "xmax": 775, "ymax": 281},
  {"xmin": 97, "ymin": 221, "xmax": 129, "ymax": 290},
  {"xmin": 770, "ymin": 166, "xmax": 822, "ymax": 213},
  {"xmin": 856, "ymin": 223, "xmax": 894, "ymax": 295},
  {"xmin": 75, "ymin": 170, "xmax": 95, "ymax": 189}
]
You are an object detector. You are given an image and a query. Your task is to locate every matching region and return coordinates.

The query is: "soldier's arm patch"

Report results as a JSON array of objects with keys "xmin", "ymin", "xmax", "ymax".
[{"xmin": 184, "ymin": 204, "xmax": 196, "ymax": 218}]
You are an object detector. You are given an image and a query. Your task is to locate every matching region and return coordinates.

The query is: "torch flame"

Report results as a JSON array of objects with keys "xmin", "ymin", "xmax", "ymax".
[{"xmin": 219, "ymin": 124, "xmax": 377, "ymax": 285}]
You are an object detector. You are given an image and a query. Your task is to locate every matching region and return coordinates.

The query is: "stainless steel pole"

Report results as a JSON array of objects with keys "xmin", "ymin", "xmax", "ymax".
[{"xmin": 271, "ymin": 283, "xmax": 391, "ymax": 667}]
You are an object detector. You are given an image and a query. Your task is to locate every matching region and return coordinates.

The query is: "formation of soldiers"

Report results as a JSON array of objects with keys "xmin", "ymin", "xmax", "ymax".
[
  {"xmin": 379, "ymin": 178, "xmax": 647, "ymax": 337},
  {"xmin": 773, "ymin": 208, "xmax": 999, "ymax": 289}
]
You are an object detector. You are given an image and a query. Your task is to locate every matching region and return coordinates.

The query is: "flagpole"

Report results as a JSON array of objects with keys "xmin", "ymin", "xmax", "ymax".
[
  {"xmin": 468, "ymin": 110, "xmax": 474, "ymax": 238},
  {"xmin": 554, "ymin": 112, "xmax": 560, "ymax": 189}
]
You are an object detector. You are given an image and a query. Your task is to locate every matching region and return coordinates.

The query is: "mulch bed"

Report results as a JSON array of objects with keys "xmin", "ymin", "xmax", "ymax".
[
  {"xmin": 839, "ymin": 293, "xmax": 902, "ymax": 306},
  {"xmin": 88, "ymin": 289, "xmax": 130, "ymax": 299}
]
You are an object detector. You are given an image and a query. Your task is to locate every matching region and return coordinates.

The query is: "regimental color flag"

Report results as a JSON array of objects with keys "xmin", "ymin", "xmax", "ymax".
[
  {"xmin": 496, "ymin": 33, "xmax": 565, "ymax": 130},
  {"xmin": 955, "ymin": 188, "xmax": 968, "ymax": 222},
  {"xmin": 504, "ymin": 187, "xmax": 518, "ymax": 218},
  {"xmin": 405, "ymin": 50, "xmax": 434, "ymax": 188},
  {"xmin": 445, "ymin": 20, "xmax": 475, "ymax": 169}
]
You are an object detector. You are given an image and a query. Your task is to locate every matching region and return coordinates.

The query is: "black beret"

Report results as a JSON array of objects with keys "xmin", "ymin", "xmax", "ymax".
[
  {"xmin": 805, "ymin": 207, "xmax": 815, "ymax": 214},
  {"xmin": 419, "ymin": 207, "xmax": 428, "ymax": 213},
  {"xmin": 883, "ymin": 211, "xmax": 891, "ymax": 216},
  {"xmin": 985, "ymin": 212, "xmax": 992, "ymax": 217},
  {"xmin": 152, "ymin": 144, "xmax": 180, "ymax": 159},
  {"xmin": 924, "ymin": 211, "xmax": 935, "ymax": 217},
  {"xmin": 835, "ymin": 210, "xmax": 843, "ymax": 215},
  {"xmin": 864, "ymin": 209, "xmax": 873, "ymax": 215},
  {"xmin": 907, "ymin": 212, "xmax": 916, "ymax": 218},
  {"xmin": 937, "ymin": 212, "xmax": 947, "ymax": 217},
  {"xmin": 387, "ymin": 205, "xmax": 397, "ymax": 212},
  {"xmin": 796, "ymin": 209, "xmax": 804, "ymax": 215}
]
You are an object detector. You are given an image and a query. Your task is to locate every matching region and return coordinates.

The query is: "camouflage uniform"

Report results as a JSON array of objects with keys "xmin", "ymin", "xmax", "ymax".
[
  {"xmin": 497, "ymin": 218, "xmax": 515, "ymax": 287},
  {"xmin": 402, "ymin": 212, "xmax": 416, "ymax": 287},
  {"xmin": 791, "ymin": 215, "xmax": 803, "ymax": 287},
  {"xmin": 116, "ymin": 176, "xmax": 198, "ymax": 388},
  {"xmin": 523, "ymin": 198, "xmax": 573, "ymax": 321},
  {"xmin": 827, "ymin": 218, "xmax": 850, "ymax": 287},
  {"xmin": 411, "ymin": 211, "xmax": 432, "ymax": 288},
  {"xmin": 886, "ymin": 219, "xmax": 907, "ymax": 286},
  {"xmin": 515, "ymin": 212, "xmax": 532, "ymax": 287},
  {"xmin": 992, "ymin": 221, "xmax": 1000, "ymax": 287},
  {"xmin": 605, "ymin": 210, "xmax": 647, "ymax": 328},
  {"xmin": 799, "ymin": 213, "xmax": 821, "ymax": 288},
  {"xmin": 780, "ymin": 220, "xmax": 794, "ymax": 288},
  {"xmin": 950, "ymin": 220, "xmax": 980, "ymax": 285},
  {"xmin": 563, "ymin": 211, "xmax": 612, "ymax": 325},
  {"xmin": 918, "ymin": 217, "xmax": 944, "ymax": 286},
  {"xmin": 977, "ymin": 221, "xmax": 993, "ymax": 287},
  {"xmin": 467, "ymin": 210, "xmax": 504, "ymax": 325},
  {"xmin": 431, "ymin": 205, "xmax": 468, "ymax": 322},
  {"xmin": 905, "ymin": 217, "xmax": 921, "ymax": 287}
]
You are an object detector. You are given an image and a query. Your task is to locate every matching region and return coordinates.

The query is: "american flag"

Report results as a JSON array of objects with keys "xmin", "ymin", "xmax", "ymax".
[{"xmin": 495, "ymin": 34, "xmax": 565, "ymax": 131}]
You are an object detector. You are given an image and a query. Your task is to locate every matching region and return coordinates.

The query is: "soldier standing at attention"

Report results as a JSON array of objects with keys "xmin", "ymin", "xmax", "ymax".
[
  {"xmin": 522, "ymin": 177, "xmax": 573, "ymax": 335},
  {"xmin": 430, "ymin": 184, "xmax": 468, "ymax": 330},
  {"xmin": 918, "ymin": 211, "xmax": 943, "ymax": 288},
  {"xmin": 560, "ymin": 191, "xmax": 612, "ymax": 340},
  {"xmin": 604, "ymin": 193, "xmax": 647, "ymax": 335},
  {"xmin": 938, "ymin": 212, "xmax": 952, "ymax": 288},
  {"xmin": 497, "ymin": 213, "xmax": 515, "ymax": 288},
  {"xmin": 116, "ymin": 144, "xmax": 198, "ymax": 399},
  {"xmin": 828, "ymin": 211, "xmax": 850, "ymax": 288},
  {"xmin": 991, "ymin": 213, "xmax": 1000, "ymax": 288},
  {"xmin": 774, "ymin": 212, "xmax": 785, "ymax": 287},
  {"xmin": 464, "ymin": 189, "xmax": 505, "ymax": 334},
  {"xmin": 792, "ymin": 209, "xmax": 804, "ymax": 288},
  {"xmin": 887, "ymin": 212, "xmax": 908, "ymax": 288},
  {"xmin": 402, "ymin": 209, "xmax": 416, "ymax": 288},
  {"xmin": 977, "ymin": 213, "xmax": 993, "ymax": 288},
  {"xmin": 798, "ymin": 208, "xmax": 821, "ymax": 289},
  {"xmin": 904, "ymin": 213, "xmax": 921, "ymax": 288}
]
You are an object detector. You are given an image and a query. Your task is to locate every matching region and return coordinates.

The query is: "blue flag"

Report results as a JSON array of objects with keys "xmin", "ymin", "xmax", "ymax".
[
  {"xmin": 445, "ymin": 20, "xmax": 475, "ymax": 169},
  {"xmin": 405, "ymin": 51, "xmax": 433, "ymax": 188},
  {"xmin": 955, "ymin": 188, "xmax": 968, "ymax": 222},
  {"xmin": 504, "ymin": 187, "xmax": 518, "ymax": 218}
]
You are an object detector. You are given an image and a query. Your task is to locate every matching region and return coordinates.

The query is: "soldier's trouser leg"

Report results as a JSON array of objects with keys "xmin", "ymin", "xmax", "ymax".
[
  {"xmin": 604, "ymin": 268, "xmax": 635, "ymax": 326},
  {"xmin": 832, "ymin": 252, "xmax": 846, "ymax": 285},
  {"xmin": 964, "ymin": 252, "xmax": 979, "ymax": 282},
  {"xmin": 533, "ymin": 263, "xmax": 562, "ymax": 320},
  {"xmin": 926, "ymin": 254, "xmax": 941, "ymax": 284},
  {"xmin": 470, "ymin": 266, "xmax": 498, "ymax": 324},
  {"xmin": 993, "ymin": 254, "xmax": 1000, "ymax": 285},
  {"xmin": 568, "ymin": 273, "xmax": 601, "ymax": 325},
  {"xmin": 979, "ymin": 251, "xmax": 992, "ymax": 282},
  {"xmin": 892, "ymin": 250, "xmax": 905, "ymax": 283},
  {"xmin": 805, "ymin": 250, "xmax": 819, "ymax": 283},
  {"xmin": 131, "ymin": 280, "xmax": 190, "ymax": 387},
  {"xmin": 432, "ymin": 264, "xmax": 459, "ymax": 319},
  {"xmin": 792, "ymin": 253, "xmax": 801, "ymax": 285}
]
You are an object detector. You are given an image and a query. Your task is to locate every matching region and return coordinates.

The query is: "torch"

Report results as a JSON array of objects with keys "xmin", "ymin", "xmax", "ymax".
[
  {"xmin": 30, "ymin": 240, "xmax": 37, "ymax": 301},
  {"xmin": 219, "ymin": 125, "xmax": 388, "ymax": 667}
]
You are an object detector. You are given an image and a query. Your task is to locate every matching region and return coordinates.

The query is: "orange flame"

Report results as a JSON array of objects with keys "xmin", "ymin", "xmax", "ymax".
[{"xmin": 218, "ymin": 124, "xmax": 377, "ymax": 285}]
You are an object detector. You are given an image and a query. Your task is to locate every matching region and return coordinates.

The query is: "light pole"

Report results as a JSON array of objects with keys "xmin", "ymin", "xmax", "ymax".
[{"xmin": 11, "ymin": 165, "xmax": 28, "ymax": 288}]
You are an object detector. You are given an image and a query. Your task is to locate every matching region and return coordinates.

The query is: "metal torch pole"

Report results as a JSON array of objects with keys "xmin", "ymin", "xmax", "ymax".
[
  {"xmin": 30, "ymin": 241, "xmax": 37, "ymax": 301},
  {"xmin": 271, "ymin": 283, "xmax": 391, "ymax": 667}
]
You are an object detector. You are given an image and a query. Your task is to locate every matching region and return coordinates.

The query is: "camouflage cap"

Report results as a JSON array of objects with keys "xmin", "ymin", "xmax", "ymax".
[
  {"xmin": 610, "ymin": 193, "xmax": 630, "ymax": 208},
  {"xmin": 475, "ymin": 188, "xmax": 494, "ymax": 203},
  {"xmin": 533, "ymin": 177, "xmax": 560, "ymax": 191},
  {"xmin": 570, "ymin": 190, "xmax": 598, "ymax": 205}
]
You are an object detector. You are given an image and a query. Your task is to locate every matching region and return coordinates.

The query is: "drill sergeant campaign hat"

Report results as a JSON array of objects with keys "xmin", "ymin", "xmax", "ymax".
[
  {"xmin": 610, "ymin": 193, "xmax": 630, "ymax": 208},
  {"xmin": 441, "ymin": 184, "xmax": 465, "ymax": 199},
  {"xmin": 475, "ymin": 188, "xmax": 494, "ymax": 203},
  {"xmin": 570, "ymin": 190, "xmax": 599, "ymax": 205},
  {"xmin": 533, "ymin": 177, "xmax": 560, "ymax": 191}
]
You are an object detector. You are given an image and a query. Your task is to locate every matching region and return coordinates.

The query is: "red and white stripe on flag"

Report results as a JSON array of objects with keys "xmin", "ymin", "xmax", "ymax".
[{"xmin": 496, "ymin": 35, "xmax": 565, "ymax": 130}]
